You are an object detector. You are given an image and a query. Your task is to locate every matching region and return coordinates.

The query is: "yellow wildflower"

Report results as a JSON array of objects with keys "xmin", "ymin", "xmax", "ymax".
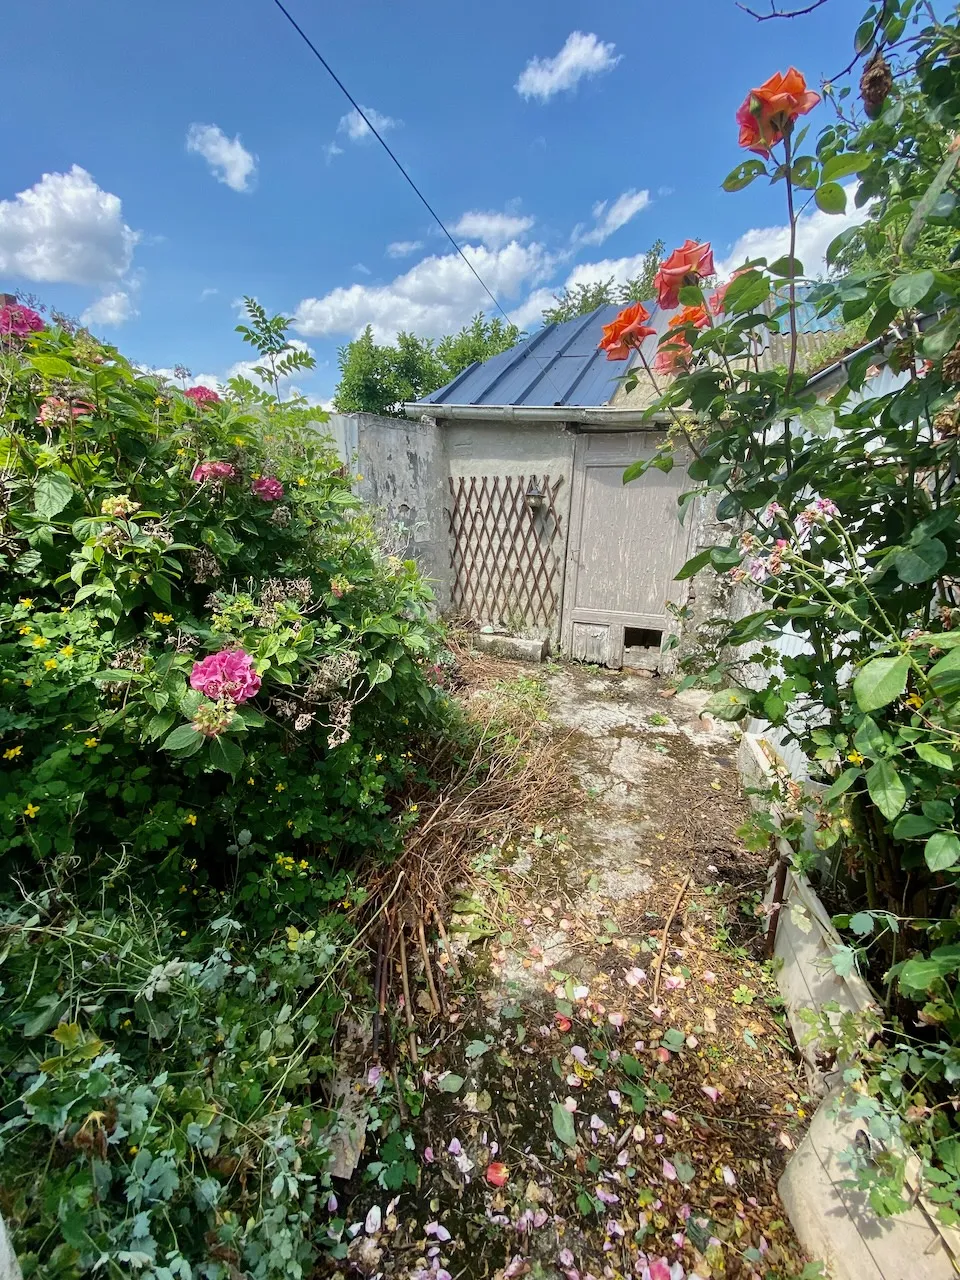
[
  {"xmin": 847, "ymin": 750, "xmax": 865, "ymax": 766},
  {"xmin": 375, "ymin": 753, "xmax": 384, "ymax": 763},
  {"xmin": 4, "ymin": 746, "xmax": 23, "ymax": 760},
  {"xmin": 185, "ymin": 813, "xmax": 197, "ymax": 826},
  {"xmin": 299, "ymin": 859, "xmax": 309, "ymax": 869},
  {"xmin": 408, "ymin": 803, "xmax": 419, "ymax": 813},
  {"xmin": 905, "ymin": 693, "xmax": 923, "ymax": 710},
  {"xmin": 121, "ymin": 1019, "xmax": 132, "ymax": 1028},
  {"xmin": 19, "ymin": 598, "xmax": 33, "ymax": 608},
  {"xmin": 32, "ymin": 635, "xmax": 48, "ymax": 648},
  {"xmin": 129, "ymin": 1146, "xmax": 138, "ymax": 1155},
  {"xmin": 247, "ymin": 776, "xmax": 255, "ymax": 785},
  {"xmin": 85, "ymin": 738, "xmax": 98, "ymax": 748},
  {"xmin": 297, "ymin": 476, "xmax": 307, "ymax": 486},
  {"xmin": 44, "ymin": 658, "xmax": 58, "ymax": 671},
  {"xmin": 18, "ymin": 625, "xmax": 32, "ymax": 635},
  {"xmin": 23, "ymin": 803, "xmax": 40, "ymax": 819},
  {"xmin": 61, "ymin": 606, "xmax": 70, "ymax": 613},
  {"xmin": 275, "ymin": 782, "xmax": 286, "ymax": 792},
  {"xmin": 59, "ymin": 645, "xmax": 75, "ymax": 657},
  {"xmin": 154, "ymin": 396, "xmax": 164, "ymax": 406},
  {"xmin": 23, "ymin": 678, "xmax": 32, "ymax": 688},
  {"xmin": 153, "ymin": 612, "xmax": 174, "ymax": 625},
  {"xmin": 232, "ymin": 435, "xmax": 245, "ymax": 446},
  {"xmin": 180, "ymin": 930, "xmax": 188, "ymax": 937},
  {"xmin": 179, "ymin": 885, "xmax": 188, "ymax": 893}
]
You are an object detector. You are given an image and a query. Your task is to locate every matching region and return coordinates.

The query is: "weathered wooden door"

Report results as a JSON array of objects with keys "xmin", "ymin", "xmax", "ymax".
[{"xmin": 560, "ymin": 431, "xmax": 693, "ymax": 668}]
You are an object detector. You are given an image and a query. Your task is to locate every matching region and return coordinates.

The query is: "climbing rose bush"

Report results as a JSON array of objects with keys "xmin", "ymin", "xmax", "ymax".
[
  {"xmin": 605, "ymin": 0, "xmax": 960, "ymax": 1229},
  {"xmin": 189, "ymin": 647, "xmax": 262, "ymax": 703}
]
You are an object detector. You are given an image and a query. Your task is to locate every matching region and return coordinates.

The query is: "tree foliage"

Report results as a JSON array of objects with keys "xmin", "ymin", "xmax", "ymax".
[
  {"xmin": 333, "ymin": 313, "xmax": 522, "ymax": 417},
  {"xmin": 541, "ymin": 241, "xmax": 664, "ymax": 325}
]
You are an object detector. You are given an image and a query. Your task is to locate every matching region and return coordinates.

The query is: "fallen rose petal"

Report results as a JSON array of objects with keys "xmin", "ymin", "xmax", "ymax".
[
  {"xmin": 607, "ymin": 1012, "xmax": 625, "ymax": 1028},
  {"xmin": 595, "ymin": 1186, "xmax": 620, "ymax": 1205},
  {"xmin": 778, "ymin": 1131, "xmax": 794, "ymax": 1150},
  {"xmin": 701, "ymin": 1085, "xmax": 719, "ymax": 1103},
  {"xmin": 702, "ymin": 971, "xmax": 718, "ymax": 985},
  {"xmin": 572, "ymin": 985, "xmax": 590, "ymax": 1000},
  {"xmin": 563, "ymin": 1096, "xmax": 578, "ymax": 1112},
  {"xmin": 607, "ymin": 1219, "xmax": 625, "ymax": 1239},
  {"xmin": 686, "ymin": 1034, "xmax": 699, "ymax": 1048},
  {"xmin": 590, "ymin": 1114, "xmax": 606, "ymax": 1130},
  {"xmin": 663, "ymin": 975, "xmax": 685, "ymax": 991},
  {"xmin": 367, "ymin": 1065, "xmax": 382, "ymax": 1086},
  {"xmin": 655, "ymin": 1133, "xmax": 664, "ymax": 1145},
  {"xmin": 425, "ymin": 1222, "xmax": 452, "ymax": 1242},
  {"xmin": 448, "ymin": 1138, "xmax": 462, "ymax": 1155},
  {"xmin": 455, "ymin": 1153, "xmax": 475, "ymax": 1174},
  {"xmin": 648, "ymin": 1006, "xmax": 665, "ymax": 1022},
  {"xmin": 571, "ymin": 1045, "xmax": 589, "ymax": 1065},
  {"xmin": 662, "ymin": 1110, "xmax": 678, "ymax": 1125},
  {"xmin": 662, "ymin": 1159, "xmax": 677, "ymax": 1182},
  {"xmin": 365, "ymin": 1205, "xmax": 382, "ymax": 1234},
  {"xmin": 608, "ymin": 1090, "xmax": 622, "ymax": 1107},
  {"xmin": 559, "ymin": 1249, "xmax": 575, "ymax": 1268},
  {"xmin": 555, "ymin": 1013, "xmax": 572, "ymax": 1033},
  {"xmin": 656, "ymin": 1047, "xmax": 671, "ymax": 1063},
  {"xmin": 566, "ymin": 1074, "xmax": 582, "ymax": 1087},
  {"xmin": 424, "ymin": 1146, "xmax": 435, "ymax": 1163},
  {"xmin": 326, "ymin": 1193, "xmax": 338, "ymax": 1212},
  {"xmin": 722, "ymin": 1164, "xmax": 737, "ymax": 1186},
  {"xmin": 624, "ymin": 967, "xmax": 647, "ymax": 987},
  {"xmin": 485, "ymin": 1161, "xmax": 510, "ymax": 1187}
]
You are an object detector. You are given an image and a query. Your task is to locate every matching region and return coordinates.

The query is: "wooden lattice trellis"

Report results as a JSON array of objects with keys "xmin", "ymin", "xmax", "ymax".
[{"xmin": 447, "ymin": 474, "xmax": 564, "ymax": 631}]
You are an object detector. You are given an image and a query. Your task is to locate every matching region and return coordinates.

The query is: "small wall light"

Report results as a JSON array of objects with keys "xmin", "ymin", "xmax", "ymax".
[{"xmin": 525, "ymin": 477, "xmax": 545, "ymax": 512}]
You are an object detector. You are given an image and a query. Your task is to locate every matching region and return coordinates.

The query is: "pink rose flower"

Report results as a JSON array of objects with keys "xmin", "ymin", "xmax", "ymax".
[
  {"xmin": 252, "ymin": 476, "xmax": 284, "ymax": 501},
  {"xmin": 0, "ymin": 304, "xmax": 45, "ymax": 337},
  {"xmin": 192, "ymin": 460, "xmax": 238, "ymax": 483},
  {"xmin": 189, "ymin": 648, "xmax": 261, "ymax": 704},
  {"xmin": 184, "ymin": 385, "xmax": 221, "ymax": 405}
]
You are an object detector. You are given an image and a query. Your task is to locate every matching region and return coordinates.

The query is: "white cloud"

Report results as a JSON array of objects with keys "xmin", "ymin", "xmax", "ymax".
[
  {"xmin": 387, "ymin": 240, "xmax": 424, "ymax": 258},
  {"xmin": 717, "ymin": 184, "xmax": 870, "ymax": 279},
  {"xmin": 337, "ymin": 106, "xmax": 400, "ymax": 143},
  {"xmin": 143, "ymin": 367, "xmax": 221, "ymax": 392},
  {"xmin": 81, "ymin": 290, "xmax": 136, "ymax": 327},
  {"xmin": 0, "ymin": 165, "xmax": 138, "ymax": 286},
  {"xmin": 509, "ymin": 249, "xmax": 661, "ymax": 330},
  {"xmin": 353, "ymin": 262, "xmax": 372, "ymax": 276},
  {"xmin": 577, "ymin": 189, "xmax": 651, "ymax": 246},
  {"xmin": 452, "ymin": 210, "xmax": 535, "ymax": 249},
  {"xmin": 516, "ymin": 31, "xmax": 620, "ymax": 102},
  {"xmin": 509, "ymin": 288, "xmax": 558, "ymax": 331},
  {"xmin": 293, "ymin": 241, "xmax": 552, "ymax": 342},
  {"xmin": 186, "ymin": 123, "xmax": 257, "ymax": 193},
  {"xmin": 199, "ymin": 286, "xmax": 218, "ymax": 301},
  {"xmin": 226, "ymin": 339, "xmax": 315, "ymax": 391},
  {"xmin": 324, "ymin": 142, "xmax": 344, "ymax": 163}
]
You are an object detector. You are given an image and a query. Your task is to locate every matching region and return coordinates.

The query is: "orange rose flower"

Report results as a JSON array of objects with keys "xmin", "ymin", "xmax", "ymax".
[
  {"xmin": 737, "ymin": 67, "xmax": 821, "ymax": 155},
  {"xmin": 653, "ymin": 240, "xmax": 715, "ymax": 311},
  {"xmin": 653, "ymin": 333, "xmax": 693, "ymax": 377},
  {"xmin": 668, "ymin": 304, "xmax": 710, "ymax": 332},
  {"xmin": 598, "ymin": 301, "xmax": 657, "ymax": 361}
]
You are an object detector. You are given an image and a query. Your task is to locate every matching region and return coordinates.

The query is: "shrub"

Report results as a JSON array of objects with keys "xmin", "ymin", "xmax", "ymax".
[{"xmin": 0, "ymin": 301, "xmax": 449, "ymax": 1275}]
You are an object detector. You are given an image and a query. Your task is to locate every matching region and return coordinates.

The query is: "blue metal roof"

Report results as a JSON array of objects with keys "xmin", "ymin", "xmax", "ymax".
[{"xmin": 417, "ymin": 302, "xmax": 666, "ymax": 409}]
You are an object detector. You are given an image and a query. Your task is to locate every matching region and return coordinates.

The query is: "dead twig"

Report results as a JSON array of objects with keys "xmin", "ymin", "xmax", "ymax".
[
  {"xmin": 736, "ymin": 0, "xmax": 829, "ymax": 17},
  {"xmin": 398, "ymin": 929, "xmax": 419, "ymax": 1064},
  {"xmin": 652, "ymin": 875, "xmax": 692, "ymax": 1003},
  {"xmin": 417, "ymin": 916, "xmax": 442, "ymax": 1015}
]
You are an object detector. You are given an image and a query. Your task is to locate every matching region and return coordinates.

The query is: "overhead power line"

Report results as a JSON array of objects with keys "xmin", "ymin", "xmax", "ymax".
[
  {"xmin": 269, "ymin": 0, "xmax": 525, "ymax": 336},
  {"xmin": 268, "ymin": 0, "xmax": 575, "ymax": 409}
]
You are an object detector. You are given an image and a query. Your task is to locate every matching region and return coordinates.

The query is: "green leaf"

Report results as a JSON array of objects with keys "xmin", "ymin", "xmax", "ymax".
[
  {"xmin": 703, "ymin": 687, "xmax": 752, "ymax": 721},
  {"xmin": 890, "ymin": 271, "xmax": 936, "ymax": 309},
  {"xmin": 824, "ymin": 769, "xmax": 861, "ymax": 803},
  {"xmin": 929, "ymin": 647, "xmax": 960, "ymax": 702},
  {"xmin": 849, "ymin": 911, "xmax": 876, "ymax": 937},
  {"xmin": 723, "ymin": 270, "xmax": 771, "ymax": 315},
  {"xmin": 920, "ymin": 313, "xmax": 960, "ymax": 362},
  {"xmin": 439, "ymin": 1073, "xmax": 464, "ymax": 1093},
  {"xmin": 815, "ymin": 183, "xmax": 847, "ymax": 214},
  {"xmin": 893, "ymin": 813, "xmax": 937, "ymax": 838},
  {"xmin": 853, "ymin": 655, "xmax": 910, "ymax": 712},
  {"xmin": 28, "ymin": 354, "xmax": 76, "ymax": 379},
  {"xmin": 623, "ymin": 458, "xmax": 652, "ymax": 484},
  {"xmin": 916, "ymin": 742, "xmax": 953, "ymax": 770},
  {"xmin": 821, "ymin": 152, "xmax": 870, "ymax": 183},
  {"xmin": 722, "ymin": 159, "xmax": 767, "ymax": 192},
  {"xmin": 465, "ymin": 1040, "xmax": 490, "ymax": 1059},
  {"xmin": 900, "ymin": 944, "xmax": 960, "ymax": 992},
  {"xmin": 865, "ymin": 759, "xmax": 906, "ymax": 820},
  {"xmin": 894, "ymin": 538, "xmax": 947, "ymax": 584},
  {"xmin": 661, "ymin": 1027, "xmax": 686, "ymax": 1051},
  {"xmin": 34, "ymin": 471, "xmax": 75, "ymax": 519},
  {"xmin": 926, "ymin": 832, "xmax": 960, "ymax": 873},
  {"xmin": 162, "ymin": 724, "xmax": 203, "ymax": 754},
  {"xmin": 674, "ymin": 548, "xmax": 714, "ymax": 581},
  {"xmin": 768, "ymin": 255, "xmax": 804, "ymax": 278},
  {"xmin": 552, "ymin": 1101, "xmax": 577, "ymax": 1147},
  {"xmin": 208, "ymin": 735, "xmax": 243, "ymax": 776},
  {"xmin": 368, "ymin": 661, "xmax": 392, "ymax": 687}
]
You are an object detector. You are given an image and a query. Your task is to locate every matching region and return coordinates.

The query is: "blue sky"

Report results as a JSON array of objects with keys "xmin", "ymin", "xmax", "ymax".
[{"xmin": 2, "ymin": 0, "xmax": 867, "ymax": 404}]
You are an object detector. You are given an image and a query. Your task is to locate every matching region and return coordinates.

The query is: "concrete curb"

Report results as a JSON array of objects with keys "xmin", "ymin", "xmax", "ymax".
[
  {"xmin": 472, "ymin": 633, "xmax": 547, "ymax": 663},
  {"xmin": 738, "ymin": 731, "xmax": 960, "ymax": 1279}
]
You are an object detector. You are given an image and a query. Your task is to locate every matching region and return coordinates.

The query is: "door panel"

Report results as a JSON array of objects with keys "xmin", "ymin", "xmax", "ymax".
[{"xmin": 561, "ymin": 432, "xmax": 692, "ymax": 667}]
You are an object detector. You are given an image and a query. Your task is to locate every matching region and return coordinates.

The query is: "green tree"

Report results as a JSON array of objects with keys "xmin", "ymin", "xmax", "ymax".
[
  {"xmin": 333, "ymin": 314, "xmax": 522, "ymax": 417},
  {"xmin": 541, "ymin": 240, "xmax": 664, "ymax": 325}
]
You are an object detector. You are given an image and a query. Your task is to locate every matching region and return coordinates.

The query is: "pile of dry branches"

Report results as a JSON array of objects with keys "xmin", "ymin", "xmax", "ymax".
[{"xmin": 365, "ymin": 705, "xmax": 572, "ymax": 1071}]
